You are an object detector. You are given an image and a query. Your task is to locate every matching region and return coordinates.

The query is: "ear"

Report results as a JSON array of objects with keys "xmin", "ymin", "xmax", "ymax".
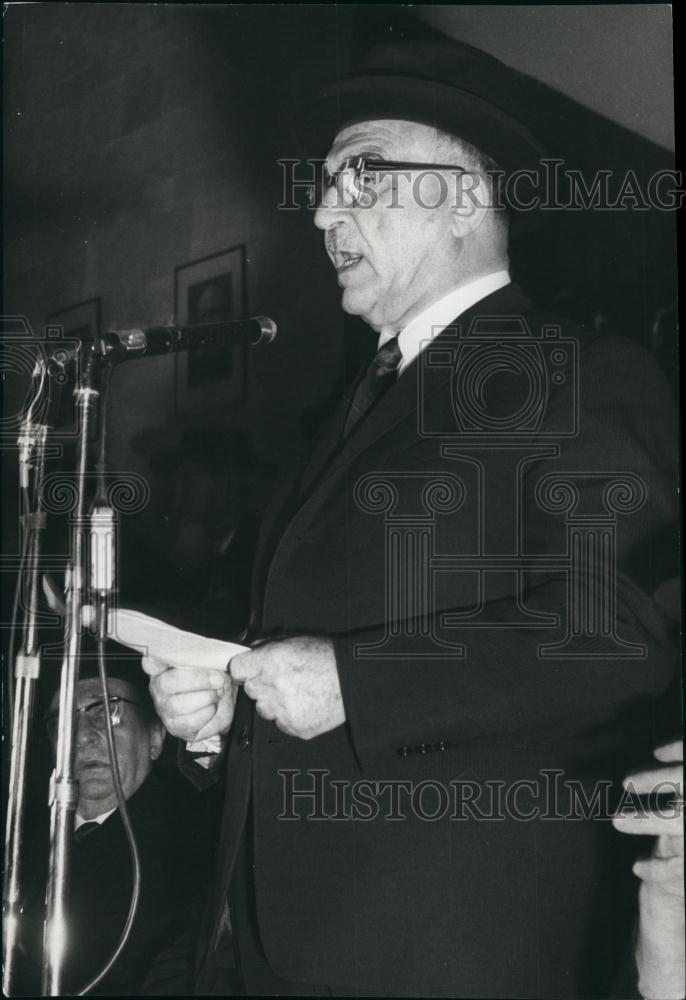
[
  {"xmin": 450, "ymin": 170, "xmax": 490, "ymax": 239},
  {"xmin": 149, "ymin": 719, "xmax": 166, "ymax": 761}
]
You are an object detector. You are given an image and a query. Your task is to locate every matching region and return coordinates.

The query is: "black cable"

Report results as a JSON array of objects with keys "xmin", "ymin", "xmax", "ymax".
[{"xmin": 76, "ymin": 632, "xmax": 142, "ymax": 996}]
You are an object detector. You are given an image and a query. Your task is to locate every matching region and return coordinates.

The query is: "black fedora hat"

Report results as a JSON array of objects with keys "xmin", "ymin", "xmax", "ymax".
[
  {"xmin": 293, "ymin": 38, "xmax": 545, "ymax": 170},
  {"xmin": 292, "ymin": 38, "xmax": 546, "ymax": 230}
]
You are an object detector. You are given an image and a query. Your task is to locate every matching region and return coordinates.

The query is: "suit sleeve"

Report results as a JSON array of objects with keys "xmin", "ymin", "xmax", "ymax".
[{"xmin": 333, "ymin": 334, "xmax": 679, "ymax": 770}]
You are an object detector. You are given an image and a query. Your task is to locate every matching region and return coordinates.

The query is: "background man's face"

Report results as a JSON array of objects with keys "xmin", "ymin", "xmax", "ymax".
[
  {"xmin": 49, "ymin": 677, "xmax": 163, "ymax": 818},
  {"xmin": 314, "ymin": 120, "xmax": 461, "ymax": 331}
]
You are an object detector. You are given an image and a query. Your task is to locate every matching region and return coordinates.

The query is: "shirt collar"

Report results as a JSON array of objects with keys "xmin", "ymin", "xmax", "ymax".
[
  {"xmin": 74, "ymin": 806, "xmax": 116, "ymax": 831},
  {"xmin": 378, "ymin": 270, "xmax": 511, "ymax": 374}
]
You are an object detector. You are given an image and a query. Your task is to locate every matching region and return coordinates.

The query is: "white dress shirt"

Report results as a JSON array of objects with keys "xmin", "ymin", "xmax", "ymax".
[
  {"xmin": 74, "ymin": 807, "xmax": 116, "ymax": 831},
  {"xmin": 378, "ymin": 270, "xmax": 511, "ymax": 374}
]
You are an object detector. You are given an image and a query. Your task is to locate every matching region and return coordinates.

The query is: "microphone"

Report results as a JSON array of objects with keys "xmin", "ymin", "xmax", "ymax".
[
  {"xmin": 46, "ymin": 316, "xmax": 277, "ymax": 373},
  {"xmin": 103, "ymin": 316, "xmax": 277, "ymax": 360}
]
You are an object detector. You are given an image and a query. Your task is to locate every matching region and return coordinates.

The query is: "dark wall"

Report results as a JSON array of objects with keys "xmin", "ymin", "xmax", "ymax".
[
  {"xmin": 3, "ymin": 5, "xmax": 365, "ymax": 612},
  {"xmin": 3, "ymin": 5, "xmax": 360, "ymax": 476}
]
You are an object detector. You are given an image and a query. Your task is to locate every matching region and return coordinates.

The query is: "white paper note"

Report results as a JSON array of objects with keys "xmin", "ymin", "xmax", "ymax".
[
  {"xmin": 98, "ymin": 607, "xmax": 248, "ymax": 671},
  {"xmin": 43, "ymin": 579, "xmax": 239, "ymax": 754},
  {"xmin": 43, "ymin": 576, "xmax": 246, "ymax": 671}
]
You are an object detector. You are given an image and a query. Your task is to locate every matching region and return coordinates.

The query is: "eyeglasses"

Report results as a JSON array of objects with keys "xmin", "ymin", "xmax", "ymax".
[
  {"xmin": 44, "ymin": 695, "xmax": 141, "ymax": 742},
  {"xmin": 316, "ymin": 155, "xmax": 468, "ymax": 209}
]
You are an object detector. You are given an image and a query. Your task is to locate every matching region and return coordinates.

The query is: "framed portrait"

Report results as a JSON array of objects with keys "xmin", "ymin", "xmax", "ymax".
[
  {"xmin": 174, "ymin": 245, "xmax": 247, "ymax": 414},
  {"xmin": 45, "ymin": 297, "xmax": 101, "ymax": 435}
]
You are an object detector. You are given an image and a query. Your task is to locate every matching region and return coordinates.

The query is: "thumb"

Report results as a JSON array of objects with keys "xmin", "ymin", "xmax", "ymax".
[
  {"xmin": 230, "ymin": 650, "xmax": 262, "ymax": 684},
  {"xmin": 654, "ymin": 740, "xmax": 683, "ymax": 764},
  {"xmin": 141, "ymin": 655, "xmax": 169, "ymax": 678}
]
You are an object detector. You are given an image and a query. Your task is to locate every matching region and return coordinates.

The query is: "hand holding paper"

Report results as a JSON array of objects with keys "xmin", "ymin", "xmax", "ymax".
[
  {"xmin": 143, "ymin": 655, "xmax": 238, "ymax": 743},
  {"xmin": 43, "ymin": 578, "xmax": 344, "ymax": 744},
  {"xmin": 230, "ymin": 635, "xmax": 345, "ymax": 740},
  {"xmin": 85, "ymin": 606, "xmax": 248, "ymax": 671},
  {"xmin": 99, "ymin": 608, "xmax": 247, "ymax": 742},
  {"xmin": 42, "ymin": 578, "xmax": 245, "ymax": 744}
]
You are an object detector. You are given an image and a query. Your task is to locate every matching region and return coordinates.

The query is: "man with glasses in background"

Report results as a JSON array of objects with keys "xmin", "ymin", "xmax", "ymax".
[
  {"xmin": 14, "ymin": 645, "xmax": 217, "ymax": 996},
  {"xmin": 46, "ymin": 661, "xmax": 166, "ymax": 831}
]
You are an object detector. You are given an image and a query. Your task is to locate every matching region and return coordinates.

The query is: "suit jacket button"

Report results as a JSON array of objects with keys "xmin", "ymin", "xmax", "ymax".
[
  {"xmin": 239, "ymin": 725, "xmax": 251, "ymax": 750},
  {"xmin": 397, "ymin": 745, "xmax": 412, "ymax": 757},
  {"xmin": 416, "ymin": 743, "xmax": 431, "ymax": 755},
  {"xmin": 434, "ymin": 739, "xmax": 450, "ymax": 752}
]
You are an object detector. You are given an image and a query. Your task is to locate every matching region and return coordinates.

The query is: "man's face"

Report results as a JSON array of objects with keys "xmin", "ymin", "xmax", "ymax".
[
  {"xmin": 314, "ymin": 120, "xmax": 462, "ymax": 331},
  {"xmin": 48, "ymin": 677, "xmax": 164, "ymax": 818}
]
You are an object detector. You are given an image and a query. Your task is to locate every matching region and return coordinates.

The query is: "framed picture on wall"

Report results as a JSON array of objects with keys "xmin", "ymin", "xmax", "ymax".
[
  {"xmin": 45, "ymin": 297, "xmax": 101, "ymax": 435},
  {"xmin": 174, "ymin": 245, "xmax": 247, "ymax": 414}
]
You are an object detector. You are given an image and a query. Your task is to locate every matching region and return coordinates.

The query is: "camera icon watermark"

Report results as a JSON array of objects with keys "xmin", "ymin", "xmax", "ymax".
[
  {"xmin": 0, "ymin": 314, "xmax": 85, "ymax": 446},
  {"xmin": 418, "ymin": 315, "xmax": 578, "ymax": 441}
]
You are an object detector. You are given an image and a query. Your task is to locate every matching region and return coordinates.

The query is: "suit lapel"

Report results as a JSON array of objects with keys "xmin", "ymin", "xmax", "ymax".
[
  {"xmin": 256, "ymin": 282, "xmax": 534, "ymax": 615},
  {"xmin": 301, "ymin": 282, "xmax": 534, "ymax": 499}
]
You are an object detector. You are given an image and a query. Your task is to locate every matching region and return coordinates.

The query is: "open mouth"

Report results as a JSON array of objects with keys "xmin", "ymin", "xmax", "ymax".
[
  {"xmin": 333, "ymin": 251, "xmax": 363, "ymax": 273},
  {"xmin": 327, "ymin": 246, "xmax": 362, "ymax": 272}
]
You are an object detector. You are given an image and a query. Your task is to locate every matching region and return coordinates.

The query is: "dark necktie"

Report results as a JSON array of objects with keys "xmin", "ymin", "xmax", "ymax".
[
  {"xmin": 74, "ymin": 821, "xmax": 99, "ymax": 843},
  {"xmin": 342, "ymin": 336, "xmax": 402, "ymax": 440}
]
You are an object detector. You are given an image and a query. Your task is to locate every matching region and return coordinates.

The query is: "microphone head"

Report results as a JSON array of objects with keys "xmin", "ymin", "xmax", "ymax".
[
  {"xmin": 253, "ymin": 316, "xmax": 278, "ymax": 345},
  {"xmin": 104, "ymin": 328, "xmax": 148, "ymax": 353}
]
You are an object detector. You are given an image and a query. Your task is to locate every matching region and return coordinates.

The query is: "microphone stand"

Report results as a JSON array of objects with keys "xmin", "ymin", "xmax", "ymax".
[
  {"xmin": 5, "ymin": 316, "xmax": 271, "ymax": 993},
  {"xmin": 41, "ymin": 344, "xmax": 104, "ymax": 996},
  {"xmin": 3, "ymin": 363, "xmax": 50, "ymax": 996}
]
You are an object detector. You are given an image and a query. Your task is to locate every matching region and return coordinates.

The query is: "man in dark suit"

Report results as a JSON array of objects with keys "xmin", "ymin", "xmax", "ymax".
[
  {"xmin": 143, "ymin": 40, "xmax": 679, "ymax": 997},
  {"xmin": 15, "ymin": 653, "xmax": 217, "ymax": 996}
]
